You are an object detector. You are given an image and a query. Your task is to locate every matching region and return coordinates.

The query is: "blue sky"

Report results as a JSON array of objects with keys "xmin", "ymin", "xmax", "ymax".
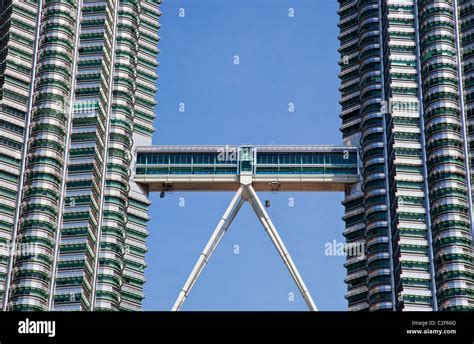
[{"xmin": 143, "ymin": 0, "xmax": 346, "ymax": 311}]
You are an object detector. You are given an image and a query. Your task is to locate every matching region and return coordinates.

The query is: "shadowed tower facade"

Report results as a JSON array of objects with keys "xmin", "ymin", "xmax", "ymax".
[{"xmin": 338, "ymin": 0, "xmax": 474, "ymax": 311}]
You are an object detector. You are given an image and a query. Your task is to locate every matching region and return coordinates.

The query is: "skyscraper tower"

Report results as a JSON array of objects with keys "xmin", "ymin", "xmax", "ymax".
[
  {"xmin": 338, "ymin": 0, "xmax": 474, "ymax": 311},
  {"xmin": 0, "ymin": 0, "xmax": 160, "ymax": 311}
]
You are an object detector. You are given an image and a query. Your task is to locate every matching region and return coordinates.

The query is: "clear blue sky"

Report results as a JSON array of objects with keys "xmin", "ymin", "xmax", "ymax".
[{"xmin": 143, "ymin": 0, "xmax": 347, "ymax": 311}]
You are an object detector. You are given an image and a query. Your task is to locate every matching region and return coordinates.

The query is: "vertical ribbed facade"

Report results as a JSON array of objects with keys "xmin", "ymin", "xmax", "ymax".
[
  {"xmin": 418, "ymin": 0, "xmax": 473, "ymax": 311},
  {"xmin": 0, "ymin": 0, "xmax": 39, "ymax": 311},
  {"xmin": 339, "ymin": 0, "xmax": 474, "ymax": 311},
  {"xmin": 118, "ymin": 1, "xmax": 160, "ymax": 311},
  {"xmin": 108, "ymin": 1, "xmax": 160, "ymax": 312},
  {"xmin": 383, "ymin": 1, "xmax": 434, "ymax": 311},
  {"xmin": 339, "ymin": 0, "xmax": 369, "ymax": 312},
  {"xmin": 1, "ymin": 0, "xmax": 160, "ymax": 312}
]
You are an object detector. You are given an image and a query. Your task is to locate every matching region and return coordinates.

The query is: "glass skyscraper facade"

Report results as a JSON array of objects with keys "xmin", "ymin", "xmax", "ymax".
[
  {"xmin": 339, "ymin": 0, "xmax": 474, "ymax": 311},
  {"xmin": 0, "ymin": 0, "xmax": 160, "ymax": 311}
]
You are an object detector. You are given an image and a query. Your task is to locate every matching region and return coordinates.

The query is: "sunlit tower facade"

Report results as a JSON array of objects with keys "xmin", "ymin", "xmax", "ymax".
[
  {"xmin": 338, "ymin": 0, "xmax": 474, "ymax": 311},
  {"xmin": 0, "ymin": 0, "xmax": 160, "ymax": 311}
]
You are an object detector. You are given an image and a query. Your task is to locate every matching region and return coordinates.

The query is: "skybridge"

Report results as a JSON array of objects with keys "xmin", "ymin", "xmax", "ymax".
[
  {"xmin": 134, "ymin": 145, "xmax": 359, "ymax": 192},
  {"xmin": 133, "ymin": 145, "xmax": 360, "ymax": 312}
]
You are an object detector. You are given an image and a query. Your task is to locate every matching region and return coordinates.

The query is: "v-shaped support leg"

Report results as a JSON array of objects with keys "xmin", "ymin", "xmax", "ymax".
[
  {"xmin": 246, "ymin": 185, "xmax": 318, "ymax": 311},
  {"xmin": 172, "ymin": 186, "xmax": 245, "ymax": 311},
  {"xmin": 171, "ymin": 184, "xmax": 318, "ymax": 311}
]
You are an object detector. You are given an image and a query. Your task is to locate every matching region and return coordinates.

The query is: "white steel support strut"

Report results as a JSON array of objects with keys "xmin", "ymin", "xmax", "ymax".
[
  {"xmin": 171, "ymin": 183, "xmax": 318, "ymax": 311},
  {"xmin": 172, "ymin": 186, "xmax": 245, "ymax": 311},
  {"xmin": 246, "ymin": 185, "xmax": 318, "ymax": 311}
]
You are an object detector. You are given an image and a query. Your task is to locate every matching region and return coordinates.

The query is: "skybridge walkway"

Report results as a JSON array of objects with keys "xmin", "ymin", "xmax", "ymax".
[
  {"xmin": 134, "ymin": 145, "xmax": 359, "ymax": 192},
  {"xmin": 132, "ymin": 145, "xmax": 360, "ymax": 312}
]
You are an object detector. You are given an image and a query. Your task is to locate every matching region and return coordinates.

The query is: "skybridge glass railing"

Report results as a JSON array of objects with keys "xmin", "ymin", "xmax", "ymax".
[
  {"xmin": 255, "ymin": 152, "xmax": 357, "ymax": 175},
  {"xmin": 136, "ymin": 153, "xmax": 238, "ymax": 175}
]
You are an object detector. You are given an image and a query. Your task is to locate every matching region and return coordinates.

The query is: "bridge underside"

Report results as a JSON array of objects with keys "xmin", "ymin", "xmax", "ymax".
[{"xmin": 138, "ymin": 177, "xmax": 355, "ymax": 192}]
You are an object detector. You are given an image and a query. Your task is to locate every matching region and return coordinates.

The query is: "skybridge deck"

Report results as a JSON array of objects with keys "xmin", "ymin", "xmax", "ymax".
[{"xmin": 134, "ymin": 145, "xmax": 359, "ymax": 192}]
